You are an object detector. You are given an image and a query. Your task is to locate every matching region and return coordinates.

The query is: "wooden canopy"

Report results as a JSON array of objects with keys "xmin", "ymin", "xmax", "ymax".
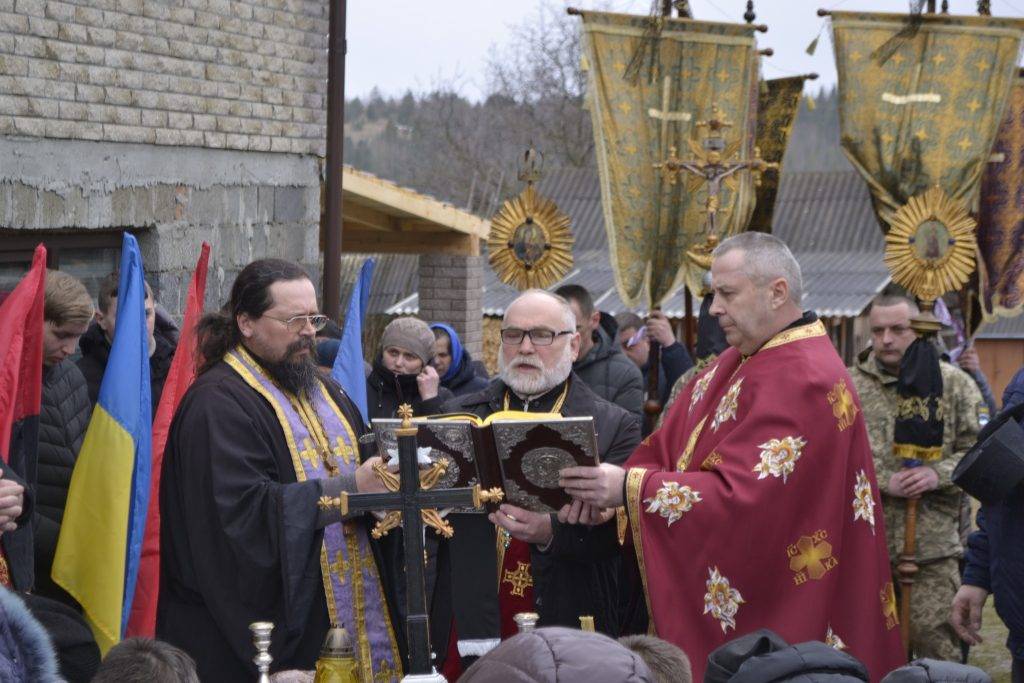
[{"xmin": 325, "ymin": 166, "xmax": 489, "ymax": 256}]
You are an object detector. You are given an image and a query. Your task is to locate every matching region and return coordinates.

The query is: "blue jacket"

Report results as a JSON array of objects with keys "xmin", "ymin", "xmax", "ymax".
[{"xmin": 962, "ymin": 393, "xmax": 1024, "ymax": 657}]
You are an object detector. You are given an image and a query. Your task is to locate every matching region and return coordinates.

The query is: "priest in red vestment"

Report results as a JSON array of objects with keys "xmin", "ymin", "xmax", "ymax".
[{"xmin": 561, "ymin": 233, "xmax": 905, "ymax": 680}]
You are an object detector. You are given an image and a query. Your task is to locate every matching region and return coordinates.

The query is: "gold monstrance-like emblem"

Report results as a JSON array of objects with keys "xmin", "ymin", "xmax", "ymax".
[
  {"xmin": 487, "ymin": 149, "xmax": 574, "ymax": 290},
  {"xmin": 883, "ymin": 186, "xmax": 977, "ymax": 308}
]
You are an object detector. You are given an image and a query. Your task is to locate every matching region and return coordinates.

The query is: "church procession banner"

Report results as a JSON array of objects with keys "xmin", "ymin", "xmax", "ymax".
[
  {"xmin": 579, "ymin": 11, "xmax": 759, "ymax": 306},
  {"xmin": 978, "ymin": 71, "xmax": 1024, "ymax": 320},
  {"xmin": 831, "ymin": 11, "xmax": 1024, "ymax": 232},
  {"xmin": 749, "ymin": 76, "xmax": 810, "ymax": 233}
]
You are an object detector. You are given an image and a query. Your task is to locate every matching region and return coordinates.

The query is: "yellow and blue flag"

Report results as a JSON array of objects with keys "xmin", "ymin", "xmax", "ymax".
[{"xmin": 53, "ymin": 233, "xmax": 152, "ymax": 653}]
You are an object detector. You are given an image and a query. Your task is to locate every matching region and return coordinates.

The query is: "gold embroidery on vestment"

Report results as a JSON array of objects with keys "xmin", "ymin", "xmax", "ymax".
[{"xmin": 827, "ymin": 379, "xmax": 859, "ymax": 431}]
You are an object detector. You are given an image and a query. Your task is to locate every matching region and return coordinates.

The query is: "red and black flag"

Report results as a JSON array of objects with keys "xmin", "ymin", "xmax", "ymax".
[{"xmin": 0, "ymin": 245, "xmax": 46, "ymax": 590}]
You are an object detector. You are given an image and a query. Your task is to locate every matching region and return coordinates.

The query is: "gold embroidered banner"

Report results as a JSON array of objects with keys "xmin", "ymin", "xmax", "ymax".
[
  {"xmin": 749, "ymin": 76, "xmax": 808, "ymax": 233},
  {"xmin": 978, "ymin": 72, "xmax": 1024, "ymax": 320},
  {"xmin": 831, "ymin": 11, "xmax": 1024, "ymax": 231},
  {"xmin": 579, "ymin": 10, "xmax": 759, "ymax": 306}
]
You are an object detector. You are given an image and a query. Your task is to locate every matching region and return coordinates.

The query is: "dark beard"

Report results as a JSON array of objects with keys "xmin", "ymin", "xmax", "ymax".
[{"xmin": 255, "ymin": 338, "xmax": 319, "ymax": 397}]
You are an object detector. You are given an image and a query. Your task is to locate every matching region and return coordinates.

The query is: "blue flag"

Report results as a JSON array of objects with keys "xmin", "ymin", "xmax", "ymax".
[{"xmin": 333, "ymin": 258, "xmax": 374, "ymax": 424}]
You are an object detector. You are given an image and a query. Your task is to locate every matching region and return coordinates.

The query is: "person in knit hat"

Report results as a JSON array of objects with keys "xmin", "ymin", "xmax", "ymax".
[
  {"xmin": 365, "ymin": 316, "xmax": 456, "ymax": 671},
  {"xmin": 366, "ymin": 316, "xmax": 453, "ymax": 421}
]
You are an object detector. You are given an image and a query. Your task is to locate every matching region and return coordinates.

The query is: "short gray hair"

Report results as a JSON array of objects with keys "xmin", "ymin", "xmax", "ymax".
[
  {"xmin": 505, "ymin": 289, "xmax": 576, "ymax": 331},
  {"xmin": 712, "ymin": 232, "xmax": 803, "ymax": 304}
]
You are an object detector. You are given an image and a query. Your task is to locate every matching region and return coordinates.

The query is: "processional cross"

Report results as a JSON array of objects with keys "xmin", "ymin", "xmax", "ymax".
[
  {"xmin": 653, "ymin": 103, "xmax": 777, "ymax": 268},
  {"xmin": 318, "ymin": 404, "xmax": 502, "ymax": 680}
]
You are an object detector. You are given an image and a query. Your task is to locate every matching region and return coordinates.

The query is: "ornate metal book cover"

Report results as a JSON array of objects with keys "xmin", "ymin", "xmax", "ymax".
[{"xmin": 371, "ymin": 416, "xmax": 600, "ymax": 514}]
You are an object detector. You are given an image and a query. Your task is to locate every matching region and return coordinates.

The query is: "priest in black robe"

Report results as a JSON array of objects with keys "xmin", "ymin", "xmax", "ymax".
[{"xmin": 157, "ymin": 259, "xmax": 402, "ymax": 682}]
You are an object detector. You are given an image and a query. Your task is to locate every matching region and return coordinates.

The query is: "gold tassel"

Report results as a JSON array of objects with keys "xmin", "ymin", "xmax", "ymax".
[
  {"xmin": 805, "ymin": 35, "xmax": 819, "ymax": 56},
  {"xmin": 805, "ymin": 94, "xmax": 816, "ymax": 111}
]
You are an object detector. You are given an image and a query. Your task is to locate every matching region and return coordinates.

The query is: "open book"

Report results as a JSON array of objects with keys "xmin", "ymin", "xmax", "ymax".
[{"xmin": 370, "ymin": 411, "xmax": 600, "ymax": 514}]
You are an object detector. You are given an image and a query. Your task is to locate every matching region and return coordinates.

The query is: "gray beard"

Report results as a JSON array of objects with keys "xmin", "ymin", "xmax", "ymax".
[{"xmin": 499, "ymin": 343, "xmax": 573, "ymax": 398}]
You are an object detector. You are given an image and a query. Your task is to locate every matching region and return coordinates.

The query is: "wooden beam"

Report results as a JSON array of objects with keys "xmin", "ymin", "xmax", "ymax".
[
  {"xmin": 342, "ymin": 226, "xmax": 480, "ymax": 256},
  {"xmin": 342, "ymin": 201, "xmax": 398, "ymax": 232}
]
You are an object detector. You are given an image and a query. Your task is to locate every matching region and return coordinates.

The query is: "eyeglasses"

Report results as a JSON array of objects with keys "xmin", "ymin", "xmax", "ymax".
[
  {"xmin": 500, "ymin": 327, "xmax": 574, "ymax": 346},
  {"xmin": 263, "ymin": 313, "xmax": 329, "ymax": 333}
]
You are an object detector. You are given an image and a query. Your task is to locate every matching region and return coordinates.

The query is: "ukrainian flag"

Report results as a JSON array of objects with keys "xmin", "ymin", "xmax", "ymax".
[{"xmin": 53, "ymin": 233, "xmax": 152, "ymax": 654}]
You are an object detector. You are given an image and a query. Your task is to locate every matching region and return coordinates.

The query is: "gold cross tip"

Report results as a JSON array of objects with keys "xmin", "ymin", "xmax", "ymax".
[
  {"xmin": 472, "ymin": 485, "xmax": 505, "ymax": 508},
  {"xmin": 397, "ymin": 404, "xmax": 414, "ymax": 426}
]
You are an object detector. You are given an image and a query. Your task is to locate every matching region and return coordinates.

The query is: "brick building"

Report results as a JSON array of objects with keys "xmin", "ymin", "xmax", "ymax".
[{"xmin": 0, "ymin": 0, "xmax": 486, "ymax": 358}]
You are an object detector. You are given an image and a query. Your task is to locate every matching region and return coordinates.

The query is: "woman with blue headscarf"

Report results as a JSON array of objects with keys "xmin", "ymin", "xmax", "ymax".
[{"xmin": 430, "ymin": 323, "xmax": 489, "ymax": 397}]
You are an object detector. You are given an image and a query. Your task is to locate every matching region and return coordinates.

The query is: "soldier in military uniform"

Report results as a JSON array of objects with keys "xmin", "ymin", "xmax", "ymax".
[{"xmin": 850, "ymin": 294, "xmax": 983, "ymax": 661}]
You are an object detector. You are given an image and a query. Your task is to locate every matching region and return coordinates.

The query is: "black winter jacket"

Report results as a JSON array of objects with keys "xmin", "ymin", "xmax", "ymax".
[
  {"xmin": 573, "ymin": 326, "xmax": 644, "ymax": 416},
  {"xmin": 76, "ymin": 322, "xmax": 176, "ymax": 415},
  {"xmin": 365, "ymin": 357, "xmax": 453, "ymax": 422},
  {"xmin": 34, "ymin": 361, "xmax": 91, "ymax": 607},
  {"xmin": 444, "ymin": 375, "xmax": 641, "ymax": 635}
]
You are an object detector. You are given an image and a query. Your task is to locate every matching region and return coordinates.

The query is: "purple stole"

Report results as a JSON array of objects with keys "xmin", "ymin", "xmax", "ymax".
[{"xmin": 225, "ymin": 347, "xmax": 402, "ymax": 682}]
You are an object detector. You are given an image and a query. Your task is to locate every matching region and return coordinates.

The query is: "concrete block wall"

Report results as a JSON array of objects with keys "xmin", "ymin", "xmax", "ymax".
[
  {"xmin": 0, "ymin": 0, "xmax": 328, "ymax": 154},
  {"xmin": 0, "ymin": 137, "xmax": 321, "ymax": 316},
  {"xmin": 417, "ymin": 252, "xmax": 484, "ymax": 359}
]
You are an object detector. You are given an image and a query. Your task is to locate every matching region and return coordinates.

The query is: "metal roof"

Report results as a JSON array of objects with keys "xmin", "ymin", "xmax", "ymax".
[
  {"xmin": 976, "ymin": 314, "xmax": 1024, "ymax": 339},
  {"xmin": 360, "ymin": 169, "xmax": 894, "ymax": 320}
]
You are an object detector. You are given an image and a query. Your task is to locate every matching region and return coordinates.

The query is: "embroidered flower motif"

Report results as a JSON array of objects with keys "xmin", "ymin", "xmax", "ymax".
[
  {"xmin": 752, "ymin": 436, "xmax": 806, "ymax": 483},
  {"xmin": 711, "ymin": 377, "xmax": 743, "ymax": 431},
  {"xmin": 852, "ymin": 469, "xmax": 876, "ymax": 532},
  {"xmin": 703, "ymin": 566, "xmax": 744, "ymax": 633},
  {"xmin": 644, "ymin": 482, "xmax": 702, "ymax": 526},
  {"xmin": 690, "ymin": 364, "xmax": 719, "ymax": 408},
  {"xmin": 825, "ymin": 625, "xmax": 847, "ymax": 650}
]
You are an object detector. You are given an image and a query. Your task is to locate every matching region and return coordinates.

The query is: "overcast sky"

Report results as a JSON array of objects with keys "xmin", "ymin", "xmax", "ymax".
[{"xmin": 346, "ymin": 0, "xmax": 1024, "ymax": 101}]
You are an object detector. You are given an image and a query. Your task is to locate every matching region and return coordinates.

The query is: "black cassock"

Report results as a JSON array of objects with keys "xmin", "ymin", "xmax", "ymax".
[{"xmin": 157, "ymin": 360, "xmax": 396, "ymax": 681}]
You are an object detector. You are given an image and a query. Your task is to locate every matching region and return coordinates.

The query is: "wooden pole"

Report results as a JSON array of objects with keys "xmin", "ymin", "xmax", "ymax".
[
  {"xmin": 897, "ymin": 497, "xmax": 920, "ymax": 656},
  {"xmin": 684, "ymin": 287, "xmax": 695, "ymax": 357},
  {"xmin": 323, "ymin": 0, "xmax": 347, "ymax": 321}
]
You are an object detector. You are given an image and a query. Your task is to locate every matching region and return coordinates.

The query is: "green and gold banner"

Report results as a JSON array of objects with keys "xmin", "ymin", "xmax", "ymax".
[
  {"xmin": 579, "ymin": 10, "xmax": 759, "ymax": 306},
  {"xmin": 749, "ymin": 76, "xmax": 809, "ymax": 233},
  {"xmin": 831, "ymin": 11, "xmax": 1024, "ymax": 231},
  {"xmin": 978, "ymin": 71, "xmax": 1024, "ymax": 320}
]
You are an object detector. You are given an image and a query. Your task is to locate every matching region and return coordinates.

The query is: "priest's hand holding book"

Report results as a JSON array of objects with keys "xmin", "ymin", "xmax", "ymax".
[{"xmin": 560, "ymin": 463, "xmax": 626, "ymax": 509}]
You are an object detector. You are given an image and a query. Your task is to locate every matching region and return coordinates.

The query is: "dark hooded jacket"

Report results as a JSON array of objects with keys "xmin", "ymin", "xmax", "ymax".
[
  {"xmin": 76, "ymin": 320, "xmax": 176, "ymax": 415},
  {"xmin": 365, "ymin": 356, "xmax": 453, "ymax": 422},
  {"xmin": 459, "ymin": 627, "xmax": 653, "ymax": 683},
  {"xmin": 0, "ymin": 588, "xmax": 61, "ymax": 683},
  {"xmin": 573, "ymin": 316, "xmax": 643, "ymax": 416},
  {"xmin": 705, "ymin": 629, "xmax": 868, "ymax": 683},
  {"xmin": 962, "ymin": 398, "xmax": 1024, "ymax": 658},
  {"xmin": 34, "ymin": 360, "xmax": 91, "ymax": 607},
  {"xmin": 442, "ymin": 350, "xmax": 489, "ymax": 397}
]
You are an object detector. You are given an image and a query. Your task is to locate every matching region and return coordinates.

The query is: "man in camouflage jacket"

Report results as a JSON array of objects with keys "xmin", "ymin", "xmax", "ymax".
[{"xmin": 850, "ymin": 295, "xmax": 983, "ymax": 661}]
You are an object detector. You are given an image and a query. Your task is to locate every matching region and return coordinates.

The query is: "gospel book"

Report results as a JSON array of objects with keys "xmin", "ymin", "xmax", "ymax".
[{"xmin": 370, "ymin": 411, "xmax": 600, "ymax": 513}]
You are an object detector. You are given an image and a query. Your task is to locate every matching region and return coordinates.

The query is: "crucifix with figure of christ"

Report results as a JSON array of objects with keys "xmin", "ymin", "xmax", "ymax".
[
  {"xmin": 318, "ymin": 404, "xmax": 502, "ymax": 680},
  {"xmin": 653, "ymin": 103, "xmax": 777, "ymax": 269}
]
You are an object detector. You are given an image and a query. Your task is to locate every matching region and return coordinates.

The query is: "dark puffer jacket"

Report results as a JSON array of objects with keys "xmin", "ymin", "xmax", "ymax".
[
  {"xmin": 34, "ymin": 360, "xmax": 91, "ymax": 607},
  {"xmin": 573, "ymin": 325, "xmax": 643, "ymax": 417},
  {"xmin": 460, "ymin": 627, "xmax": 653, "ymax": 683},
  {"xmin": 76, "ymin": 321, "xmax": 176, "ymax": 415}
]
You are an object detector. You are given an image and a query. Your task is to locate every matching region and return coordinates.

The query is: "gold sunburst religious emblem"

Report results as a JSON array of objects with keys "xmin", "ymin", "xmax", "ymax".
[
  {"xmin": 487, "ymin": 184, "xmax": 574, "ymax": 290},
  {"xmin": 884, "ymin": 187, "xmax": 976, "ymax": 306}
]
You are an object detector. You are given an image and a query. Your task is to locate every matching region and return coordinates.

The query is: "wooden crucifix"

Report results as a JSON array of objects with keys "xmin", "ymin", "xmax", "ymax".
[
  {"xmin": 653, "ymin": 104, "xmax": 777, "ymax": 268},
  {"xmin": 319, "ymin": 405, "xmax": 500, "ymax": 679}
]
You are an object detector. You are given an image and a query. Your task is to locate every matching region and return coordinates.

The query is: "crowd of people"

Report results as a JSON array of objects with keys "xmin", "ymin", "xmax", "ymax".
[{"xmin": 0, "ymin": 230, "xmax": 1021, "ymax": 682}]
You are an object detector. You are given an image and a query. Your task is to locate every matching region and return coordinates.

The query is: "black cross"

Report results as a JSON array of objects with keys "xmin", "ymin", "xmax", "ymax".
[{"xmin": 320, "ymin": 404, "xmax": 492, "ymax": 676}]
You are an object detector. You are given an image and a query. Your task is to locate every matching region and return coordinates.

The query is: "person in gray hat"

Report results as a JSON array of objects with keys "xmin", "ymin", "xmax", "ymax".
[
  {"xmin": 365, "ymin": 316, "xmax": 455, "ymax": 670},
  {"xmin": 366, "ymin": 316, "xmax": 453, "ymax": 421}
]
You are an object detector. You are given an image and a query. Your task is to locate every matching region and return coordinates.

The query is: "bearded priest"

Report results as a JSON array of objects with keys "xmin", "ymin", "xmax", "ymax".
[
  {"xmin": 158, "ymin": 260, "xmax": 401, "ymax": 681},
  {"xmin": 441, "ymin": 289, "xmax": 640, "ymax": 667},
  {"xmin": 561, "ymin": 233, "xmax": 905, "ymax": 680}
]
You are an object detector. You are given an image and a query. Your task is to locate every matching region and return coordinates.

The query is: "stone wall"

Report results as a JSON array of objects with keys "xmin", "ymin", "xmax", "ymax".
[
  {"xmin": 0, "ymin": 0, "xmax": 327, "ymax": 154},
  {"xmin": 0, "ymin": 137, "xmax": 321, "ymax": 314}
]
